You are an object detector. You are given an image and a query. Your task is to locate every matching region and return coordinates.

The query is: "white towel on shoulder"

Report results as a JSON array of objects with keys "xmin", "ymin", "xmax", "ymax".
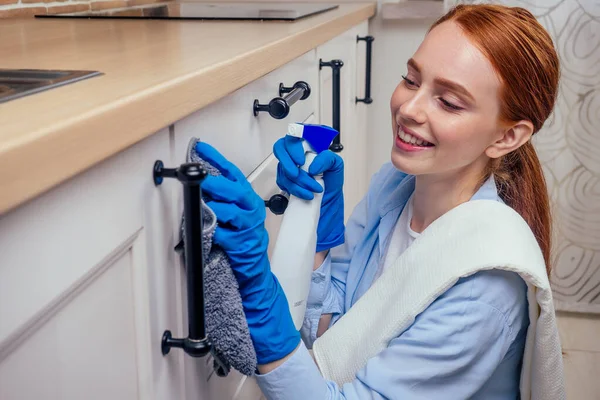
[{"xmin": 313, "ymin": 200, "xmax": 565, "ymax": 400}]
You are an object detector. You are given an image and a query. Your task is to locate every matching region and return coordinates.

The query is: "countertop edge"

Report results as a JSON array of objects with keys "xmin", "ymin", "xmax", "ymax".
[{"xmin": 0, "ymin": 3, "xmax": 376, "ymax": 215}]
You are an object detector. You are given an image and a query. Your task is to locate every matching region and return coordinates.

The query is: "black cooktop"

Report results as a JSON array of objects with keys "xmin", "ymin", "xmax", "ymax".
[{"xmin": 36, "ymin": 2, "xmax": 339, "ymax": 21}]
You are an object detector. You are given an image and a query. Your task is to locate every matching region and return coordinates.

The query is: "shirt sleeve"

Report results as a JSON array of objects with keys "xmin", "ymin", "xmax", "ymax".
[
  {"xmin": 301, "ymin": 193, "xmax": 369, "ymax": 347},
  {"xmin": 257, "ymin": 272, "xmax": 523, "ymax": 400}
]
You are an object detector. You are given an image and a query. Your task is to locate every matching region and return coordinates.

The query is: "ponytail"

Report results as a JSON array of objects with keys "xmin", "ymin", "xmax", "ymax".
[{"xmin": 492, "ymin": 142, "xmax": 552, "ymax": 274}]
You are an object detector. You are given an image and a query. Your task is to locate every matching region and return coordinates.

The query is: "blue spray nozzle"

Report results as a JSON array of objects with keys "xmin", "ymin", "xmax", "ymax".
[{"xmin": 287, "ymin": 123, "xmax": 339, "ymax": 154}]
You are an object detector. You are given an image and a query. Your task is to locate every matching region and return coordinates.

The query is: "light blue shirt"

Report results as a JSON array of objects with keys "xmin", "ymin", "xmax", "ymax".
[{"xmin": 256, "ymin": 163, "xmax": 529, "ymax": 399}]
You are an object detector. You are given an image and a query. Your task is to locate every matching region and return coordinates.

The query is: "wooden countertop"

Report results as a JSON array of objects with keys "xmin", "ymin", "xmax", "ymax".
[{"xmin": 0, "ymin": 2, "xmax": 376, "ymax": 214}]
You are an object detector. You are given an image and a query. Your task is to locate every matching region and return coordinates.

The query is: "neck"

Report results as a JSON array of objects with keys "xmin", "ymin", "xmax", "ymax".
[{"xmin": 411, "ymin": 163, "xmax": 487, "ymax": 233}]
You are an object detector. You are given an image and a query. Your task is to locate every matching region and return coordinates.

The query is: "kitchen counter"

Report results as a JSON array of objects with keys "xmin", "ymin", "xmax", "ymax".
[{"xmin": 0, "ymin": 2, "xmax": 376, "ymax": 214}]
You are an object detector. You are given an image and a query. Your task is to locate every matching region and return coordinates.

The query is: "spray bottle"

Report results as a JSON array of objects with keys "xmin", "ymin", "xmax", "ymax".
[{"xmin": 270, "ymin": 122, "xmax": 340, "ymax": 330}]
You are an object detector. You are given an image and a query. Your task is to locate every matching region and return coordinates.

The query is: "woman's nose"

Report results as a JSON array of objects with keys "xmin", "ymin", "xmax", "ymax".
[{"xmin": 399, "ymin": 91, "xmax": 427, "ymax": 125}]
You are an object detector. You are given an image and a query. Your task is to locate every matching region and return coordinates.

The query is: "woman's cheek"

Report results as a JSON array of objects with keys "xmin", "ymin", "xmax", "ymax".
[{"xmin": 436, "ymin": 118, "xmax": 467, "ymax": 143}]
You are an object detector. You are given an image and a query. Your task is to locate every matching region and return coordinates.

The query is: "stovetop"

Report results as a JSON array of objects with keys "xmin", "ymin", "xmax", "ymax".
[{"xmin": 36, "ymin": 2, "xmax": 339, "ymax": 21}]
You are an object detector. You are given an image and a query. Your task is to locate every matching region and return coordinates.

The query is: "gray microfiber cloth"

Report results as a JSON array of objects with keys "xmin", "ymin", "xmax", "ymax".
[{"xmin": 178, "ymin": 137, "xmax": 257, "ymax": 376}]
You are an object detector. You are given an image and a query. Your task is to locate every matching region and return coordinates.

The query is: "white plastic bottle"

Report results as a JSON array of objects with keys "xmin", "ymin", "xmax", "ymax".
[{"xmin": 270, "ymin": 123, "xmax": 339, "ymax": 330}]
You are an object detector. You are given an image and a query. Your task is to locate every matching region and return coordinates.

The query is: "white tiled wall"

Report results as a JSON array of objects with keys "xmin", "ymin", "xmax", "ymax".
[{"xmin": 557, "ymin": 312, "xmax": 600, "ymax": 399}]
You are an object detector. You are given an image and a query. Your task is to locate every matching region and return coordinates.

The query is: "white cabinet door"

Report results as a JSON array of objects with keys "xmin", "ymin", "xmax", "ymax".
[
  {"xmin": 0, "ymin": 128, "xmax": 185, "ymax": 400},
  {"xmin": 317, "ymin": 21, "xmax": 370, "ymax": 222}
]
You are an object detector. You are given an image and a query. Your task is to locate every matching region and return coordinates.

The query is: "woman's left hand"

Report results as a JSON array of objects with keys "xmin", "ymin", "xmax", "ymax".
[
  {"xmin": 195, "ymin": 142, "xmax": 269, "ymax": 289},
  {"xmin": 195, "ymin": 142, "xmax": 300, "ymax": 364}
]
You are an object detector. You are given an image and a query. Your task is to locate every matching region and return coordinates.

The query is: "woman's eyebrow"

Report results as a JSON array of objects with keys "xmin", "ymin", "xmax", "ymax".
[
  {"xmin": 435, "ymin": 78, "xmax": 475, "ymax": 103},
  {"xmin": 407, "ymin": 58, "xmax": 476, "ymax": 103},
  {"xmin": 407, "ymin": 58, "xmax": 421, "ymax": 72}
]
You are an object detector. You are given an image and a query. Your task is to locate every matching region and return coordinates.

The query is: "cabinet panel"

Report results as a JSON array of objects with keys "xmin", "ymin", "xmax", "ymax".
[{"xmin": 0, "ymin": 245, "xmax": 140, "ymax": 400}]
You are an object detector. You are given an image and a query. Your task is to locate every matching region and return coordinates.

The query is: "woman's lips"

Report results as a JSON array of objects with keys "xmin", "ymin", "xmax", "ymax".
[{"xmin": 395, "ymin": 125, "xmax": 435, "ymax": 152}]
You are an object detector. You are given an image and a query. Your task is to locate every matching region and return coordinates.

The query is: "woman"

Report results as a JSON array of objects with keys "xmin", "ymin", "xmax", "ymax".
[{"xmin": 197, "ymin": 4, "xmax": 564, "ymax": 399}]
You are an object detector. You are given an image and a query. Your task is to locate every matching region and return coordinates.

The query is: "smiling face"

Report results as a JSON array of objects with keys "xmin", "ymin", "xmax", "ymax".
[{"xmin": 390, "ymin": 20, "xmax": 507, "ymax": 183}]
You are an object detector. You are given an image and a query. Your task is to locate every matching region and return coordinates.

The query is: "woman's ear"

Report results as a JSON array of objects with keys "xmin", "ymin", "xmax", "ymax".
[{"xmin": 485, "ymin": 120, "xmax": 534, "ymax": 159}]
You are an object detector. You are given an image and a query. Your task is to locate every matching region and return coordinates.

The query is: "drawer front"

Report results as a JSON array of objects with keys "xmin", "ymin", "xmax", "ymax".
[{"xmin": 173, "ymin": 50, "xmax": 318, "ymax": 177}]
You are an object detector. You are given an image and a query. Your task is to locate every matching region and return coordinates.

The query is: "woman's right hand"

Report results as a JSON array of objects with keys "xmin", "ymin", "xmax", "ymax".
[
  {"xmin": 273, "ymin": 135, "xmax": 323, "ymax": 200},
  {"xmin": 273, "ymin": 136, "xmax": 345, "ymax": 252}
]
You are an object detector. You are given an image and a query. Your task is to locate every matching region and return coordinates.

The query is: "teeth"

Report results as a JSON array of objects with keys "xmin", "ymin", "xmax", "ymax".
[
  {"xmin": 398, "ymin": 127, "xmax": 431, "ymax": 146},
  {"xmin": 400, "ymin": 130, "xmax": 410, "ymax": 143},
  {"xmin": 399, "ymin": 130, "xmax": 408, "ymax": 142}
]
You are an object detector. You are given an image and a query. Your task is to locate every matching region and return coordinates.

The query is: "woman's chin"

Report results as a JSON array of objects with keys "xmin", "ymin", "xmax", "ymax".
[{"xmin": 390, "ymin": 150, "xmax": 420, "ymax": 175}]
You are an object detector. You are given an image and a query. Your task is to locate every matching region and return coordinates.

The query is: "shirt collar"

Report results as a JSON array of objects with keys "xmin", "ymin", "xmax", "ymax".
[
  {"xmin": 379, "ymin": 172, "xmax": 501, "ymax": 217},
  {"xmin": 470, "ymin": 174, "xmax": 501, "ymax": 202}
]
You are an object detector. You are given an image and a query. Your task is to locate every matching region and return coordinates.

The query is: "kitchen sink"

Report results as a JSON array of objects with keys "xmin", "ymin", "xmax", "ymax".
[{"xmin": 0, "ymin": 69, "xmax": 102, "ymax": 104}]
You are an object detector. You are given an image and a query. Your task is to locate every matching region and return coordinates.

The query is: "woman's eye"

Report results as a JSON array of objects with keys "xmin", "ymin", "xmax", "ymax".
[
  {"xmin": 440, "ymin": 98, "xmax": 463, "ymax": 111},
  {"xmin": 401, "ymin": 75, "xmax": 417, "ymax": 88}
]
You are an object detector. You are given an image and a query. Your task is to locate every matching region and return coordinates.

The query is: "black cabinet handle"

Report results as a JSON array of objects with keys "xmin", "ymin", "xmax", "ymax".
[
  {"xmin": 356, "ymin": 35, "xmax": 374, "ymax": 104},
  {"xmin": 153, "ymin": 160, "xmax": 230, "ymax": 378},
  {"xmin": 254, "ymin": 81, "xmax": 311, "ymax": 120},
  {"xmin": 264, "ymin": 192, "xmax": 289, "ymax": 215},
  {"xmin": 279, "ymin": 81, "xmax": 311, "ymax": 99},
  {"xmin": 319, "ymin": 59, "xmax": 344, "ymax": 152}
]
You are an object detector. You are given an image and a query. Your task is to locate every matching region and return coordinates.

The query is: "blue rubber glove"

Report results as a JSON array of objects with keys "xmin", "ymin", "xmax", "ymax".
[
  {"xmin": 273, "ymin": 135, "xmax": 345, "ymax": 252},
  {"xmin": 195, "ymin": 142, "xmax": 300, "ymax": 365}
]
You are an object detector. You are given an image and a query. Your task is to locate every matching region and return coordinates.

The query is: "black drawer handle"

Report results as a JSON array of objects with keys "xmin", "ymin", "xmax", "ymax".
[
  {"xmin": 253, "ymin": 81, "xmax": 311, "ymax": 120},
  {"xmin": 264, "ymin": 192, "xmax": 289, "ymax": 215},
  {"xmin": 319, "ymin": 59, "xmax": 344, "ymax": 152},
  {"xmin": 153, "ymin": 160, "xmax": 230, "ymax": 378},
  {"xmin": 356, "ymin": 35, "xmax": 374, "ymax": 104}
]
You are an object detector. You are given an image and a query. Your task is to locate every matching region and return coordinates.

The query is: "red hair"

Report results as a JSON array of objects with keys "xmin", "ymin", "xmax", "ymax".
[{"xmin": 431, "ymin": 5, "xmax": 560, "ymax": 275}]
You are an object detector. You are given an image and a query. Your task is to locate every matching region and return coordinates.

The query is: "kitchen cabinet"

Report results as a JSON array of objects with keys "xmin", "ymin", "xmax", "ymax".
[
  {"xmin": 0, "ymin": 128, "xmax": 185, "ymax": 400},
  {"xmin": 0, "ymin": 22, "xmax": 370, "ymax": 400},
  {"xmin": 317, "ymin": 20, "xmax": 371, "ymax": 222}
]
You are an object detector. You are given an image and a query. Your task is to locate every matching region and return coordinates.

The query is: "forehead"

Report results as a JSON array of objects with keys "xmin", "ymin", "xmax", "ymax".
[{"xmin": 413, "ymin": 21, "xmax": 501, "ymax": 98}]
